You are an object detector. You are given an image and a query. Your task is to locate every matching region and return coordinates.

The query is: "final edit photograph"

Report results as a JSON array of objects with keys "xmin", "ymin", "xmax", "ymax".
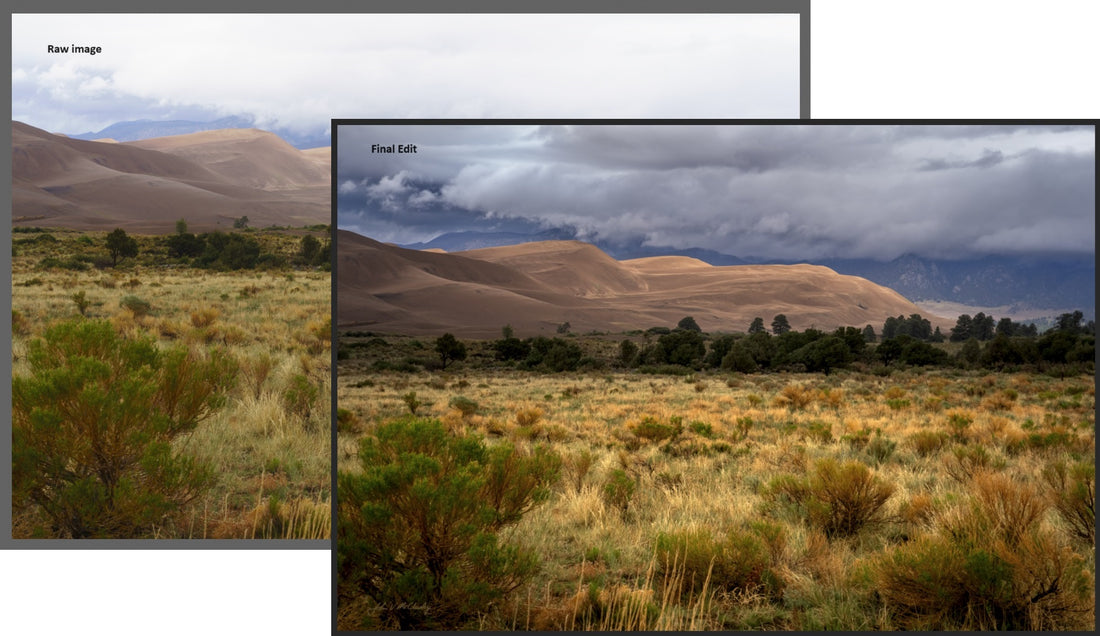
[{"xmin": 334, "ymin": 122, "xmax": 1095, "ymax": 631}]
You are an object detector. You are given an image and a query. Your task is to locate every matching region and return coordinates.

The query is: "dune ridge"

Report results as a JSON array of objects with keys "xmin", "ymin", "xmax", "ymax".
[
  {"xmin": 337, "ymin": 231, "xmax": 950, "ymax": 337},
  {"xmin": 12, "ymin": 121, "xmax": 329, "ymax": 232}
]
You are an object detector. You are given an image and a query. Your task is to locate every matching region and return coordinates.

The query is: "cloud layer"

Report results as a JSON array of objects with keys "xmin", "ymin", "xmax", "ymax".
[
  {"xmin": 12, "ymin": 14, "xmax": 799, "ymax": 136},
  {"xmin": 337, "ymin": 124, "xmax": 1095, "ymax": 261}
]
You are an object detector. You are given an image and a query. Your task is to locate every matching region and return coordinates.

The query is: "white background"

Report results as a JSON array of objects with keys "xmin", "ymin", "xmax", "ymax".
[{"xmin": 5, "ymin": 2, "xmax": 1098, "ymax": 634}]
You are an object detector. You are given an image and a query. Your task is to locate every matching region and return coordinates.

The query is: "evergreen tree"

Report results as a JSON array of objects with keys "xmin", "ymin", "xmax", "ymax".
[
  {"xmin": 771, "ymin": 314, "xmax": 791, "ymax": 335},
  {"xmin": 105, "ymin": 228, "xmax": 138, "ymax": 267}
]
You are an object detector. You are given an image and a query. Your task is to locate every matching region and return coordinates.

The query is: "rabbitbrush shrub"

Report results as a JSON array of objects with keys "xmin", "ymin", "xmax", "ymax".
[
  {"xmin": 876, "ymin": 472, "xmax": 1094, "ymax": 630},
  {"xmin": 1042, "ymin": 459, "xmax": 1095, "ymax": 544},
  {"xmin": 337, "ymin": 416, "xmax": 560, "ymax": 630},
  {"xmin": 12, "ymin": 318, "xmax": 238, "ymax": 538},
  {"xmin": 764, "ymin": 459, "xmax": 894, "ymax": 538}
]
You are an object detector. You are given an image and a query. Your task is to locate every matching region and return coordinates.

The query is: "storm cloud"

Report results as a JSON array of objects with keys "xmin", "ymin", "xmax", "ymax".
[{"xmin": 337, "ymin": 124, "xmax": 1095, "ymax": 262}]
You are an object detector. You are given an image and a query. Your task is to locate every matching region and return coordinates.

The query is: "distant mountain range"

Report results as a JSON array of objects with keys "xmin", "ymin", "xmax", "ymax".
[
  {"xmin": 69, "ymin": 117, "xmax": 330, "ymax": 150},
  {"xmin": 809, "ymin": 253, "xmax": 1095, "ymax": 316},
  {"xmin": 397, "ymin": 230, "xmax": 1094, "ymax": 318}
]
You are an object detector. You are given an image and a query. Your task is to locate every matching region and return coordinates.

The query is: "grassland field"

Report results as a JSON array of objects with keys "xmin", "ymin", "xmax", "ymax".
[
  {"xmin": 11, "ymin": 227, "xmax": 331, "ymax": 539},
  {"xmin": 337, "ymin": 332, "xmax": 1095, "ymax": 630}
]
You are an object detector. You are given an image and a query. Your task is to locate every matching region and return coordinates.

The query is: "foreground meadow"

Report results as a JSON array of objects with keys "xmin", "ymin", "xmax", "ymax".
[
  {"xmin": 11, "ymin": 228, "xmax": 331, "ymax": 539},
  {"xmin": 337, "ymin": 336, "xmax": 1095, "ymax": 630}
]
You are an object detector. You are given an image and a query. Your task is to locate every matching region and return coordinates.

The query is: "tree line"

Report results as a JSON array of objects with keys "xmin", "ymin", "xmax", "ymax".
[
  {"xmin": 105, "ymin": 221, "xmax": 331, "ymax": 271},
  {"xmin": 417, "ymin": 310, "xmax": 1094, "ymax": 376}
]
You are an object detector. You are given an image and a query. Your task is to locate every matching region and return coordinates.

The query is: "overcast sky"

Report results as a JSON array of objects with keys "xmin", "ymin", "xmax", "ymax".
[
  {"xmin": 337, "ymin": 124, "xmax": 1095, "ymax": 261},
  {"xmin": 12, "ymin": 13, "xmax": 798, "ymax": 137}
]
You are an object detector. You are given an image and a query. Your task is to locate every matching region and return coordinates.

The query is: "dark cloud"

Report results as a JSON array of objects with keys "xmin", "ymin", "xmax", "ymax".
[
  {"xmin": 919, "ymin": 149, "xmax": 1006, "ymax": 171},
  {"xmin": 336, "ymin": 124, "xmax": 1095, "ymax": 261}
]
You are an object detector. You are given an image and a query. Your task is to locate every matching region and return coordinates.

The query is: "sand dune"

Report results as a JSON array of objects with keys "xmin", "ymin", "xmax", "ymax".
[
  {"xmin": 128, "ymin": 128, "xmax": 329, "ymax": 191},
  {"xmin": 11, "ymin": 121, "xmax": 329, "ymax": 232},
  {"xmin": 337, "ymin": 231, "xmax": 950, "ymax": 337}
]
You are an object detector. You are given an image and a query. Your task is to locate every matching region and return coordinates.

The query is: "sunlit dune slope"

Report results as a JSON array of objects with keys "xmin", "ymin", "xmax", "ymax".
[{"xmin": 337, "ymin": 231, "xmax": 950, "ymax": 337}]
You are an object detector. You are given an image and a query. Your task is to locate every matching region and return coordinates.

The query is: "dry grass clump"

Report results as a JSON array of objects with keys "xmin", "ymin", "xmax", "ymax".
[
  {"xmin": 907, "ymin": 429, "xmax": 948, "ymax": 456},
  {"xmin": 189, "ymin": 306, "xmax": 220, "ymax": 328},
  {"xmin": 654, "ymin": 526, "xmax": 782, "ymax": 602}
]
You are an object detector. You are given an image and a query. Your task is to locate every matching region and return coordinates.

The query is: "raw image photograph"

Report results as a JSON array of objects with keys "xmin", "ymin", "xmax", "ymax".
[
  {"xmin": 10, "ymin": 121, "xmax": 333, "ymax": 540},
  {"xmin": 9, "ymin": 10, "xmax": 803, "ymax": 542},
  {"xmin": 334, "ymin": 123, "xmax": 1095, "ymax": 630}
]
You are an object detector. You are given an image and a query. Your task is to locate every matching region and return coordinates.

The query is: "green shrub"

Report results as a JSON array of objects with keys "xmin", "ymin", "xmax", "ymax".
[
  {"xmin": 865, "ymin": 432, "xmax": 897, "ymax": 464},
  {"xmin": 631, "ymin": 416, "xmax": 683, "ymax": 442},
  {"xmin": 119, "ymin": 295, "xmax": 152, "ymax": 317},
  {"xmin": 689, "ymin": 420, "xmax": 714, "ymax": 438},
  {"xmin": 945, "ymin": 410, "xmax": 973, "ymax": 442},
  {"xmin": 803, "ymin": 420, "xmax": 833, "ymax": 443},
  {"xmin": 734, "ymin": 416, "xmax": 753, "ymax": 440},
  {"xmin": 70, "ymin": 291, "xmax": 91, "ymax": 316},
  {"xmin": 11, "ymin": 319, "xmax": 237, "ymax": 538},
  {"xmin": 282, "ymin": 373, "xmax": 319, "ymax": 420},
  {"xmin": 654, "ymin": 524, "xmax": 785, "ymax": 601},
  {"xmin": 602, "ymin": 469, "xmax": 636, "ymax": 516},
  {"xmin": 944, "ymin": 443, "xmax": 994, "ymax": 483},
  {"xmin": 908, "ymin": 430, "xmax": 948, "ymax": 457},
  {"xmin": 336, "ymin": 408, "xmax": 360, "ymax": 434},
  {"xmin": 401, "ymin": 390, "xmax": 421, "ymax": 415},
  {"xmin": 449, "ymin": 395, "xmax": 479, "ymax": 417},
  {"xmin": 337, "ymin": 416, "xmax": 558, "ymax": 629}
]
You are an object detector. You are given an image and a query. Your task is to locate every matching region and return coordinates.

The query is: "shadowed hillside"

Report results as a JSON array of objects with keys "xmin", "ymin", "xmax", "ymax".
[{"xmin": 12, "ymin": 121, "xmax": 328, "ymax": 232}]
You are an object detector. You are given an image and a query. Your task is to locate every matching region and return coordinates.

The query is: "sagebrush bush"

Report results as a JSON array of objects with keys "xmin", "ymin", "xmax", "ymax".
[
  {"xmin": 337, "ymin": 416, "xmax": 559, "ymax": 629},
  {"xmin": 876, "ymin": 473, "xmax": 1094, "ymax": 630},
  {"xmin": 12, "ymin": 318, "xmax": 238, "ymax": 538}
]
